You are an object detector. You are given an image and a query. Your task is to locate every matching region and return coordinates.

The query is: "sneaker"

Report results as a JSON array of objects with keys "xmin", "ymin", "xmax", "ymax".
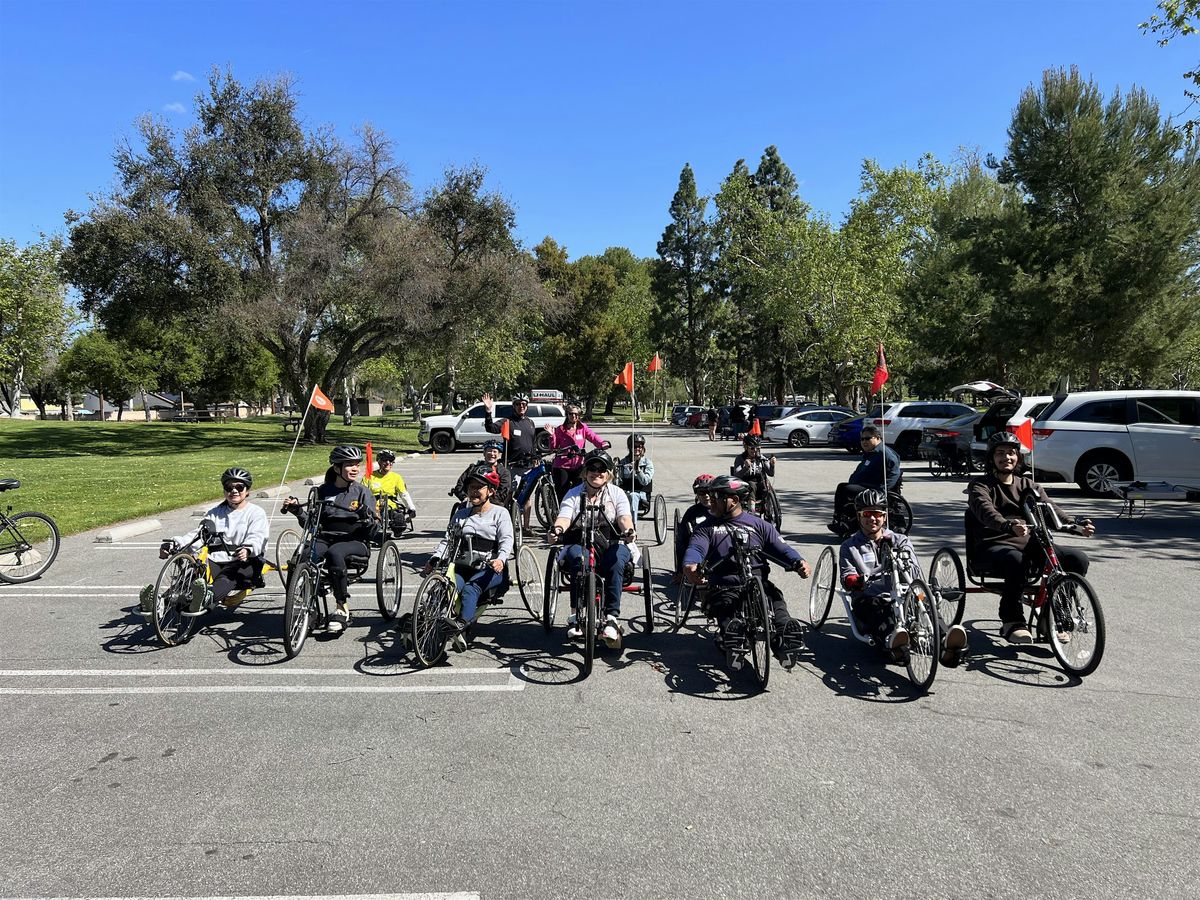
[
  {"xmin": 137, "ymin": 584, "xmax": 154, "ymax": 616},
  {"xmin": 328, "ymin": 607, "xmax": 350, "ymax": 634},
  {"xmin": 723, "ymin": 618, "xmax": 748, "ymax": 669},
  {"xmin": 602, "ymin": 615, "xmax": 623, "ymax": 650},
  {"xmin": 566, "ymin": 614, "xmax": 583, "ymax": 641},
  {"xmin": 451, "ymin": 617, "xmax": 469, "ymax": 652},
  {"xmin": 1001, "ymin": 622, "xmax": 1033, "ymax": 645},
  {"xmin": 188, "ymin": 578, "xmax": 208, "ymax": 614},
  {"xmin": 889, "ymin": 626, "xmax": 909, "ymax": 651},
  {"xmin": 941, "ymin": 624, "xmax": 968, "ymax": 665}
]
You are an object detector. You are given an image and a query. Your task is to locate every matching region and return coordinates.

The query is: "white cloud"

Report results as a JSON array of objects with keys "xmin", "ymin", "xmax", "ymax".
[
  {"xmin": 163, "ymin": 102, "xmax": 186, "ymax": 114},
  {"xmin": 171, "ymin": 70, "xmax": 195, "ymax": 82}
]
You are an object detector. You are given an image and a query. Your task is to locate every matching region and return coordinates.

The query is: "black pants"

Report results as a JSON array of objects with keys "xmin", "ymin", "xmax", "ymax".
[
  {"xmin": 314, "ymin": 538, "xmax": 368, "ymax": 604},
  {"xmin": 210, "ymin": 558, "xmax": 261, "ymax": 604},
  {"xmin": 973, "ymin": 542, "xmax": 1090, "ymax": 625},
  {"xmin": 832, "ymin": 483, "xmax": 872, "ymax": 520},
  {"xmin": 551, "ymin": 466, "xmax": 582, "ymax": 500},
  {"xmin": 707, "ymin": 578, "xmax": 793, "ymax": 628},
  {"xmin": 850, "ymin": 593, "xmax": 895, "ymax": 646}
]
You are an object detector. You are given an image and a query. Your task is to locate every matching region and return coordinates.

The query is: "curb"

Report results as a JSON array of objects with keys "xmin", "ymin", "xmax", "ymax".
[
  {"xmin": 95, "ymin": 518, "xmax": 163, "ymax": 543},
  {"xmin": 254, "ymin": 485, "xmax": 291, "ymax": 499}
]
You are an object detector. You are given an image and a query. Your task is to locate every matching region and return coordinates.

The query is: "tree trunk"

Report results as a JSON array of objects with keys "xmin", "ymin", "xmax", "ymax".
[
  {"xmin": 63, "ymin": 389, "xmax": 74, "ymax": 422},
  {"xmin": 140, "ymin": 386, "xmax": 152, "ymax": 422},
  {"xmin": 9, "ymin": 362, "xmax": 23, "ymax": 418}
]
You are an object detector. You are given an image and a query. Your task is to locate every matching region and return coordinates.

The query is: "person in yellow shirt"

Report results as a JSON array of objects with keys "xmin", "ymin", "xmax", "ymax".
[{"xmin": 365, "ymin": 449, "xmax": 417, "ymax": 537}]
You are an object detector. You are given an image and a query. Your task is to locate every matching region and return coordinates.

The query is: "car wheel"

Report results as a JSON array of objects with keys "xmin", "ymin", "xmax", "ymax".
[
  {"xmin": 1074, "ymin": 451, "xmax": 1132, "ymax": 497},
  {"xmin": 430, "ymin": 430, "xmax": 456, "ymax": 454},
  {"xmin": 787, "ymin": 430, "xmax": 810, "ymax": 448}
]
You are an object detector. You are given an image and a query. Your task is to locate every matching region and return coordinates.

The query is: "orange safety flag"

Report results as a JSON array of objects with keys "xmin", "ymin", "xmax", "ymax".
[
  {"xmin": 501, "ymin": 419, "xmax": 511, "ymax": 441},
  {"xmin": 869, "ymin": 342, "xmax": 889, "ymax": 396},
  {"xmin": 310, "ymin": 384, "xmax": 335, "ymax": 412},
  {"xmin": 1008, "ymin": 419, "xmax": 1034, "ymax": 451},
  {"xmin": 749, "ymin": 418, "xmax": 762, "ymax": 436},
  {"xmin": 614, "ymin": 361, "xmax": 635, "ymax": 393},
  {"xmin": 364, "ymin": 442, "xmax": 373, "ymax": 479},
  {"xmin": 647, "ymin": 352, "xmax": 662, "ymax": 373}
]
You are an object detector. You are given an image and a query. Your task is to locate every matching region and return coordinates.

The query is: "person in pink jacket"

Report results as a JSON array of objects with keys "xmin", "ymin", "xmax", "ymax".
[{"xmin": 549, "ymin": 403, "xmax": 609, "ymax": 499}]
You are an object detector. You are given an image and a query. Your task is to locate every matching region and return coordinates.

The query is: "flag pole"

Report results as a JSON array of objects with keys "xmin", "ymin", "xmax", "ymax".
[{"xmin": 271, "ymin": 386, "xmax": 317, "ymax": 519}]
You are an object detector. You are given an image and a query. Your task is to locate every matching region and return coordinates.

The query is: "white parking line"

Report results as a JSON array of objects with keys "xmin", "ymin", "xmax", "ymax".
[
  {"xmin": 0, "ymin": 667, "xmax": 512, "ymax": 677},
  {"xmin": 7, "ymin": 893, "xmax": 480, "ymax": 899},
  {"xmin": 0, "ymin": 681, "xmax": 523, "ymax": 696}
]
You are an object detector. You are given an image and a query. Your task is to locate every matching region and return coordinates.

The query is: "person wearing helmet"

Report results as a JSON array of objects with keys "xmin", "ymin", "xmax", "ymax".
[
  {"xmin": 681, "ymin": 474, "xmax": 810, "ymax": 666},
  {"xmin": 549, "ymin": 403, "xmax": 609, "ymax": 500},
  {"xmin": 423, "ymin": 464, "xmax": 514, "ymax": 652},
  {"xmin": 365, "ymin": 449, "xmax": 417, "ymax": 538},
  {"xmin": 281, "ymin": 446, "xmax": 380, "ymax": 634},
  {"xmin": 451, "ymin": 439, "xmax": 513, "ymax": 509},
  {"xmin": 967, "ymin": 431, "xmax": 1095, "ymax": 645},
  {"xmin": 481, "ymin": 392, "xmax": 541, "ymax": 473},
  {"xmin": 828, "ymin": 425, "xmax": 902, "ymax": 535},
  {"xmin": 617, "ymin": 433, "xmax": 655, "ymax": 518},
  {"xmin": 839, "ymin": 490, "xmax": 970, "ymax": 664},
  {"xmin": 138, "ymin": 467, "xmax": 270, "ymax": 617},
  {"xmin": 731, "ymin": 434, "xmax": 776, "ymax": 512},
  {"xmin": 674, "ymin": 474, "xmax": 717, "ymax": 576},
  {"xmin": 548, "ymin": 447, "xmax": 637, "ymax": 650}
]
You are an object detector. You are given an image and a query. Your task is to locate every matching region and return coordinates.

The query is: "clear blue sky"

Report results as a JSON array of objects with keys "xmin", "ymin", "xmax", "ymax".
[{"xmin": 1, "ymin": 0, "xmax": 1194, "ymax": 260}]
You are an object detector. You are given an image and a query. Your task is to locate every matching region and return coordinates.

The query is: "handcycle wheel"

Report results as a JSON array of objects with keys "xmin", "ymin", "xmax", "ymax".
[
  {"xmin": 652, "ymin": 495, "xmax": 667, "ymax": 546},
  {"xmin": 283, "ymin": 562, "xmax": 318, "ymax": 659},
  {"xmin": 1043, "ymin": 573, "xmax": 1105, "ymax": 677},
  {"xmin": 275, "ymin": 528, "xmax": 302, "ymax": 590},
  {"xmin": 673, "ymin": 581, "xmax": 695, "ymax": 630},
  {"xmin": 375, "ymin": 539, "xmax": 404, "ymax": 620},
  {"xmin": 808, "ymin": 546, "xmax": 836, "ymax": 629},
  {"xmin": 889, "ymin": 494, "xmax": 913, "ymax": 535},
  {"xmin": 542, "ymin": 549, "xmax": 563, "ymax": 632},
  {"xmin": 0, "ymin": 511, "xmax": 60, "ymax": 583},
  {"xmin": 411, "ymin": 573, "xmax": 453, "ymax": 667},
  {"xmin": 672, "ymin": 506, "xmax": 681, "ymax": 534},
  {"xmin": 901, "ymin": 578, "xmax": 940, "ymax": 693},
  {"xmin": 515, "ymin": 546, "xmax": 543, "ymax": 621},
  {"xmin": 928, "ymin": 456, "xmax": 947, "ymax": 478},
  {"xmin": 509, "ymin": 498, "xmax": 523, "ymax": 551},
  {"xmin": 583, "ymin": 569, "xmax": 597, "ymax": 677},
  {"xmin": 929, "ymin": 547, "xmax": 966, "ymax": 627},
  {"xmin": 152, "ymin": 552, "xmax": 201, "ymax": 646},
  {"xmin": 766, "ymin": 486, "xmax": 782, "ymax": 531},
  {"xmin": 640, "ymin": 547, "xmax": 654, "ymax": 633},
  {"xmin": 535, "ymin": 478, "xmax": 558, "ymax": 531},
  {"xmin": 745, "ymin": 577, "xmax": 771, "ymax": 690}
]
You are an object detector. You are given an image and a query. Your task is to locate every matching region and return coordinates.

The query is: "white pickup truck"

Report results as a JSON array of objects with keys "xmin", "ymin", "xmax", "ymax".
[{"xmin": 418, "ymin": 401, "xmax": 565, "ymax": 453}]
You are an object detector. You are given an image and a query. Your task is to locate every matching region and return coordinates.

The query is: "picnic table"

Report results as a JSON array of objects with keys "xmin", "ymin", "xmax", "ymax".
[{"xmin": 282, "ymin": 417, "xmax": 303, "ymax": 432}]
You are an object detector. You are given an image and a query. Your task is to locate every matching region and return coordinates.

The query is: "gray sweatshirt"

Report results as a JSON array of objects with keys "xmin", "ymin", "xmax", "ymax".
[
  {"xmin": 171, "ymin": 502, "xmax": 269, "ymax": 565},
  {"xmin": 433, "ymin": 504, "xmax": 514, "ymax": 564}
]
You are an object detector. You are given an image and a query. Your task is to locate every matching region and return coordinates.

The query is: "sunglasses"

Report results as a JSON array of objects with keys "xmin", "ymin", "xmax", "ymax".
[
  {"xmin": 859, "ymin": 509, "xmax": 886, "ymax": 518},
  {"xmin": 585, "ymin": 464, "xmax": 608, "ymax": 474},
  {"xmin": 225, "ymin": 483, "xmax": 249, "ymax": 494}
]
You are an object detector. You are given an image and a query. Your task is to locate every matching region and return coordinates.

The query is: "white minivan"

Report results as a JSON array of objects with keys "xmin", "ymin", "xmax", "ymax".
[{"xmin": 1031, "ymin": 391, "xmax": 1200, "ymax": 495}]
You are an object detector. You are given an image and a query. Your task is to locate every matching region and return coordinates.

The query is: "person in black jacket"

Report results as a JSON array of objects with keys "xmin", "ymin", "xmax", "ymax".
[
  {"xmin": 481, "ymin": 392, "xmax": 540, "ymax": 474},
  {"xmin": 282, "ymin": 445, "xmax": 379, "ymax": 634}
]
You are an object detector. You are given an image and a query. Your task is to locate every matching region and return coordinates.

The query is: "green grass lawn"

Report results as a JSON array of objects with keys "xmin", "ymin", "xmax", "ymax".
[{"xmin": 0, "ymin": 417, "xmax": 422, "ymax": 536}]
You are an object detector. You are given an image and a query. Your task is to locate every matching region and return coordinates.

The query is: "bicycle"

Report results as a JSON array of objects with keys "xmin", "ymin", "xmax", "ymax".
[
  {"xmin": 149, "ymin": 524, "xmax": 274, "ymax": 647},
  {"xmin": 808, "ymin": 537, "xmax": 942, "ymax": 693},
  {"xmin": 929, "ymin": 492, "xmax": 1105, "ymax": 678},
  {"xmin": 0, "ymin": 480, "xmax": 60, "ymax": 584}
]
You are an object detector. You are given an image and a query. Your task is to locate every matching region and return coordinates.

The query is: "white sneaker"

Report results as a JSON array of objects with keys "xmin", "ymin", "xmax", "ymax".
[
  {"xmin": 602, "ymin": 616, "xmax": 622, "ymax": 650},
  {"xmin": 889, "ymin": 626, "xmax": 909, "ymax": 651},
  {"xmin": 566, "ymin": 614, "xmax": 583, "ymax": 641}
]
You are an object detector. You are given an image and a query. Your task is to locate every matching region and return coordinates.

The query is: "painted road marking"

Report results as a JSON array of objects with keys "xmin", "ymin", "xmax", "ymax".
[
  {"xmin": 7, "ymin": 894, "xmax": 480, "ymax": 899},
  {"xmin": 0, "ymin": 667, "xmax": 514, "ymax": 677}
]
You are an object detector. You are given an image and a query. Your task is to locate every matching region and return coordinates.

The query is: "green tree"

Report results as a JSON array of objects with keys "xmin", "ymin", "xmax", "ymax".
[
  {"xmin": 59, "ymin": 330, "xmax": 137, "ymax": 419},
  {"xmin": 1141, "ymin": 1, "xmax": 1200, "ymax": 135}
]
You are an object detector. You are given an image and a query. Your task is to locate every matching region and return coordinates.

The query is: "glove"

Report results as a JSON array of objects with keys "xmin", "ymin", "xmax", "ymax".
[{"xmin": 844, "ymin": 573, "xmax": 863, "ymax": 591}]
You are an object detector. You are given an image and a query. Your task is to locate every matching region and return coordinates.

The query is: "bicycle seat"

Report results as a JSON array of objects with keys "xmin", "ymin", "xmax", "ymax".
[{"xmin": 0, "ymin": 479, "xmax": 20, "ymax": 492}]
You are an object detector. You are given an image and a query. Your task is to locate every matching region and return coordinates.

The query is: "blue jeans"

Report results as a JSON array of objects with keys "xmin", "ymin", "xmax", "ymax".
[
  {"xmin": 563, "ymin": 543, "xmax": 631, "ymax": 617},
  {"xmin": 455, "ymin": 566, "xmax": 509, "ymax": 622}
]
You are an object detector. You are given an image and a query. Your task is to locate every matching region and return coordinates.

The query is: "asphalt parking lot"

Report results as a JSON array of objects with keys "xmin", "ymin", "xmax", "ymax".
[{"xmin": 1, "ymin": 425, "xmax": 1197, "ymax": 899}]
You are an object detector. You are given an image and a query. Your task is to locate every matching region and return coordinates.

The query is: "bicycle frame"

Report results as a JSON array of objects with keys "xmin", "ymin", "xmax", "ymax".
[{"xmin": 838, "ymin": 539, "xmax": 916, "ymax": 645}]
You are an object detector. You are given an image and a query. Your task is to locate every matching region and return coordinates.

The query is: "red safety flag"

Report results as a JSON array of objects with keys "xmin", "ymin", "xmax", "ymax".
[
  {"xmin": 647, "ymin": 352, "xmax": 662, "ymax": 373},
  {"xmin": 614, "ymin": 361, "xmax": 635, "ymax": 393},
  {"xmin": 869, "ymin": 343, "xmax": 889, "ymax": 396},
  {"xmin": 309, "ymin": 384, "xmax": 335, "ymax": 412},
  {"xmin": 363, "ymin": 442, "xmax": 373, "ymax": 479},
  {"xmin": 501, "ymin": 419, "xmax": 511, "ymax": 441},
  {"xmin": 1009, "ymin": 419, "xmax": 1034, "ymax": 451},
  {"xmin": 749, "ymin": 418, "xmax": 762, "ymax": 436}
]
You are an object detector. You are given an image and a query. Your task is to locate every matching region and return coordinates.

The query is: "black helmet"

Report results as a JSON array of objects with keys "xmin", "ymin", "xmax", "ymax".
[
  {"xmin": 376, "ymin": 449, "xmax": 396, "ymax": 463},
  {"xmin": 465, "ymin": 464, "xmax": 500, "ymax": 491},
  {"xmin": 988, "ymin": 430, "xmax": 1023, "ymax": 452},
  {"xmin": 708, "ymin": 475, "xmax": 753, "ymax": 503},
  {"xmin": 221, "ymin": 467, "xmax": 252, "ymax": 489},
  {"xmin": 742, "ymin": 434, "xmax": 761, "ymax": 448},
  {"xmin": 329, "ymin": 445, "xmax": 363, "ymax": 466},
  {"xmin": 583, "ymin": 448, "xmax": 614, "ymax": 472},
  {"xmin": 627, "ymin": 433, "xmax": 646, "ymax": 450},
  {"xmin": 854, "ymin": 489, "xmax": 889, "ymax": 512}
]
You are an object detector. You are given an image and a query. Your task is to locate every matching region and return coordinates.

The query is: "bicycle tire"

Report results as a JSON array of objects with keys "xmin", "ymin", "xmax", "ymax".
[
  {"xmin": 928, "ymin": 456, "xmax": 947, "ymax": 479},
  {"xmin": 929, "ymin": 547, "xmax": 966, "ymax": 627},
  {"xmin": 542, "ymin": 549, "xmax": 561, "ymax": 632},
  {"xmin": 641, "ymin": 547, "xmax": 654, "ymax": 633},
  {"xmin": 283, "ymin": 562, "xmax": 317, "ymax": 659},
  {"xmin": 509, "ymin": 498, "xmax": 523, "ymax": 552},
  {"xmin": 746, "ymin": 577, "xmax": 771, "ymax": 689},
  {"xmin": 411, "ymin": 573, "xmax": 452, "ymax": 667},
  {"xmin": 1043, "ymin": 573, "xmax": 1105, "ymax": 677},
  {"xmin": 516, "ymin": 545, "xmax": 543, "ymax": 620},
  {"xmin": 275, "ymin": 528, "xmax": 302, "ymax": 590},
  {"xmin": 902, "ymin": 578, "xmax": 940, "ymax": 693},
  {"xmin": 809, "ymin": 546, "xmax": 837, "ymax": 629},
  {"xmin": 673, "ymin": 581, "xmax": 694, "ymax": 630},
  {"xmin": 583, "ymin": 569, "xmax": 597, "ymax": 677},
  {"xmin": 375, "ymin": 539, "xmax": 404, "ymax": 620},
  {"xmin": 0, "ymin": 511, "xmax": 61, "ymax": 583},
  {"xmin": 890, "ymin": 494, "xmax": 913, "ymax": 535},
  {"xmin": 766, "ymin": 487, "xmax": 782, "ymax": 531},
  {"xmin": 653, "ymin": 495, "xmax": 667, "ymax": 546},
  {"xmin": 535, "ymin": 479, "xmax": 557, "ymax": 531},
  {"xmin": 152, "ymin": 552, "xmax": 200, "ymax": 646}
]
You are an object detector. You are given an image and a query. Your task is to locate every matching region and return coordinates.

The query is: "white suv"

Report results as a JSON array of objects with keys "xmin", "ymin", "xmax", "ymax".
[
  {"xmin": 418, "ymin": 401, "xmax": 565, "ymax": 453},
  {"xmin": 870, "ymin": 400, "xmax": 977, "ymax": 459},
  {"xmin": 1031, "ymin": 390, "xmax": 1200, "ymax": 495}
]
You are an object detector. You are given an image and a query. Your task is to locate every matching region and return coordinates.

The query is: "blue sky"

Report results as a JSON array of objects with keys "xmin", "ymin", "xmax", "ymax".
[{"xmin": 0, "ymin": 0, "xmax": 1194, "ymax": 260}]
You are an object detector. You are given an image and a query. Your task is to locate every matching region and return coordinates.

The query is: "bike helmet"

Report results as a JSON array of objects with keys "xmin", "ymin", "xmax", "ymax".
[
  {"xmin": 627, "ymin": 433, "xmax": 646, "ymax": 450},
  {"xmin": 854, "ymin": 489, "xmax": 889, "ymax": 512},
  {"xmin": 583, "ymin": 448, "xmax": 615, "ymax": 472},
  {"xmin": 221, "ymin": 467, "xmax": 253, "ymax": 489},
  {"xmin": 988, "ymin": 430, "xmax": 1023, "ymax": 453},
  {"xmin": 376, "ymin": 449, "xmax": 396, "ymax": 463},
  {"xmin": 742, "ymin": 434, "xmax": 761, "ymax": 448},
  {"xmin": 329, "ymin": 445, "xmax": 363, "ymax": 466},
  {"xmin": 465, "ymin": 464, "xmax": 500, "ymax": 490},
  {"xmin": 692, "ymin": 473, "xmax": 715, "ymax": 492},
  {"xmin": 512, "ymin": 393, "xmax": 530, "ymax": 405},
  {"xmin": 482, "ymin": 439, "xmax": 504, "ymax": 453},
  {"xmin": 708, "ymin": 475, "xmax": 753, "ymax": 503}
]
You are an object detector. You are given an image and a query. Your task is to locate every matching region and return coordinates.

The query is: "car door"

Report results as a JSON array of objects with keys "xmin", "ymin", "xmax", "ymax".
[{"xmin": 1127, "ymin": 395, "xmax": 1200, "ymax": 482}]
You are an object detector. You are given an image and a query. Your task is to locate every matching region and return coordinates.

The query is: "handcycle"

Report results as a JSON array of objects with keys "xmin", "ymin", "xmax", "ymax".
[
  {"xmin": 926, "ymin": 441, "xmax": 976, "ymax": 479},
  {"xmin": 282, "ymin": 489, "xmax": 374, "ymax": 659},
  {"xmin": 408, "ymin": 517, "xmax": 542, "ymax": 667},
  {"xmin": 928, "ymin": 492, "xmax": 1105, "ymax": 678},
  {"xmin": 623, "ymin": 482, "xmax": 669, "ymax": 546},
  {"xmin": 0, "ymin": 479, "xmax": 60, "ymax": 583},
  {"xmin": 808, "ymin": 536, "xmax": 943, "ymax": 693},
  {"xmin": 149, "ymin": 523, "xmax": 275, "ymax": 647},
  {"xmin": 731, "ymin": 463, "xmax": 783, "ymax": 530},
  {"xmin": 541, "ymin": 506, "xmax": 653, "ymax": 675}
]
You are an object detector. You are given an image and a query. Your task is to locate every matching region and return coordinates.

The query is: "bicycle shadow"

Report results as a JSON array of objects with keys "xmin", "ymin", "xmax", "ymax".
[
  {"xmin": 99, "ymin": 607, "xmax": 166, "ymax": 656},
  {"xmin": 801, "ymin": 624, "xmax": 931, "ymax": 703},
  {"xmin": 954, "ymin": 616, "xmax": 1081, "ymax": 688}
]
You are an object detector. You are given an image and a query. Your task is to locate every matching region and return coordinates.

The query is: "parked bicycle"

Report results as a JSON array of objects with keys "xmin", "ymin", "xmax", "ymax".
[{"xmin": 0, "ymin": 479, "xmax": 60, "ymax": 584}]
